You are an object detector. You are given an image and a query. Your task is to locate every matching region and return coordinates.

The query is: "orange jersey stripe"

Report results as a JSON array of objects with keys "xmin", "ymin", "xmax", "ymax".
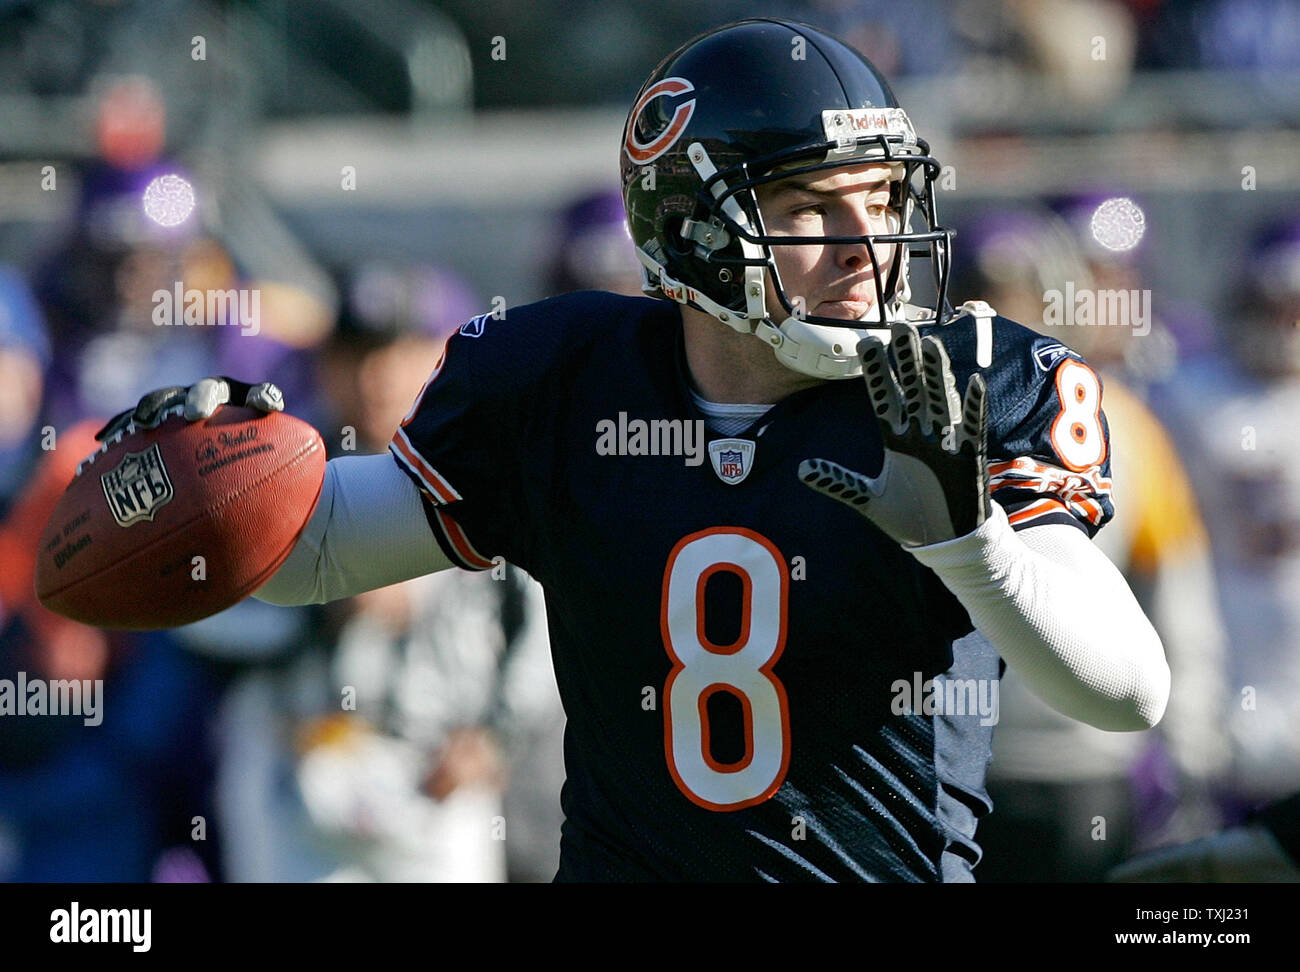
[
  {"xmin": 1007, "ymin": 497, "xmax": 1068, "ymax": 526},
  {"xmin": 390, "ymin": 428, "xmax": 461, "ymax": 504},
  {"xmin": 989, "ymin": 456, "xmax": 1112, "ymax": 498},
  {"xmin": 434, "ymin": 508, "xmax": 495, "ymax": 570},
  {"xmin": 1074, "ymin": 495, "xmax": 1103, "ymax": 522}
]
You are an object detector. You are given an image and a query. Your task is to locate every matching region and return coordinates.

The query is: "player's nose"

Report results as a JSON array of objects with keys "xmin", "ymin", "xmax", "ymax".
[
  {"xmin": 833, "ymin": 207, "xmax": 887, "ymax": 274},
  {"xmin": 838, "ymin": 236, "xmax": 885, "ymax": 276}
]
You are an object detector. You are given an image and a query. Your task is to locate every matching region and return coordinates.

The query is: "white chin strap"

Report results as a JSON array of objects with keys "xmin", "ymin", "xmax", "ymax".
[{"xmin": 757, "ymin": 313, "xmax": 898, "ymax": 379}]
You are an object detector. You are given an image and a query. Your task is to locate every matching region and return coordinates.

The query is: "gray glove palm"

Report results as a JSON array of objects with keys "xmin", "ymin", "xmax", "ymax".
[{"xmin": 799, "ymin": 322, "xmax": 991, "ymax": 547}]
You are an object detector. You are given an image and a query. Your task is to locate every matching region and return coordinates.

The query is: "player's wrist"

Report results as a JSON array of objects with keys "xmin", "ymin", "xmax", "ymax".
[{"xmin": 906, "ymin": 501, "xmax": 1013, "ymax": 566}]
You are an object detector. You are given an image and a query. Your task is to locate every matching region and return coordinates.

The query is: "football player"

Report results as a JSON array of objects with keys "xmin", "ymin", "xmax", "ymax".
[{"xmin": 102, "ymin": 19, "xmax": 1169, "ymax": 881}]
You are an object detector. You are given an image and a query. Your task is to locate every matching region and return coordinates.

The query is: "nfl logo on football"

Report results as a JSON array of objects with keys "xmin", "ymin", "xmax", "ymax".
[
  {"xmin": 101, "ymin": 444, "xmax": 175, "ymax": 528},
  {"xmin": 708, "ymin": 438, "xmax": 755, "ymax": 486}
]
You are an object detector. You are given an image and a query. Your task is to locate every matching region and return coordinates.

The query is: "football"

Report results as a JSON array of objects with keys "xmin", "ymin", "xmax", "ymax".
[{"xmin": 34, "ymin": 406, "xmax": 326, "ymax": 630}]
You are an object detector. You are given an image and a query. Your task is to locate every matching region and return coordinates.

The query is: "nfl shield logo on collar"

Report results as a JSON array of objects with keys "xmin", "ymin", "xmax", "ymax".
[{"xmin": 708, "ymin": 438, "xmax": 755, "ymax": 485}]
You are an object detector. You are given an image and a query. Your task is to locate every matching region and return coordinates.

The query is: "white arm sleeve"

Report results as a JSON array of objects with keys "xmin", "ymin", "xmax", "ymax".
[
  {"xmin": 253, "ymin": 453, "xmax": 453, "ymax": 606},
  {"xmin": 909, "ymin": 503, "xmax": 1170, "ymax": 731}
]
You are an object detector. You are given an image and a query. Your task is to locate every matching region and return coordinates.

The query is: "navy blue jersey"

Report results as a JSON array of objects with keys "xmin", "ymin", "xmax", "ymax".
[{"xmin": 390, "ymin": 291, "xmax": 1113, "ymax": 882}]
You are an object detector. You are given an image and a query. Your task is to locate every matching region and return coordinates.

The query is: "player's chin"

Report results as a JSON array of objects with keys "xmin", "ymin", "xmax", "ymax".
[{"xmin": 814, "ymin": 300, "xmax": 876, "ymax": 321}]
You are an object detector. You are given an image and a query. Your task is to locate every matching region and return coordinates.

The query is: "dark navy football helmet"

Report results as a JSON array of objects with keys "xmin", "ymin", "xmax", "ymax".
[{"xmin": 621, "ymin": 18, "xmax": 956, "ymax": 379}]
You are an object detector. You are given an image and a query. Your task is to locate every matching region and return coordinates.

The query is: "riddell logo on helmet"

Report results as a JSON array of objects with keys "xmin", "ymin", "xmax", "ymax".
[
  {"xmin": 659, "ymin": 278, "xmax": 702, "ymax": 304},
  {"xmin": 624, "ymin": 77, "xmax": 696, "ymax": 165},
  {"xmin": 822, "ymin": 108, "xmax": 917, "ymax": 146}
]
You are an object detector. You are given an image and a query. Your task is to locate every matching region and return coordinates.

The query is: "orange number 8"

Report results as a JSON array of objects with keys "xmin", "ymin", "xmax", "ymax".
[{"xmin": 1050, "ymin": 360, "xmax": 1106, "ymax": 471}]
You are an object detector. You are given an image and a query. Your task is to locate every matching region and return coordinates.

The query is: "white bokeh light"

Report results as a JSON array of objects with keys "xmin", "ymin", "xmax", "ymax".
[
  {"xmin": 1090, "ymin": 197, "xmax": 1146, "ymax": 252},
  {"xmin": 142, "ymin": 174, "xmax": 196, "ymax": 228}
]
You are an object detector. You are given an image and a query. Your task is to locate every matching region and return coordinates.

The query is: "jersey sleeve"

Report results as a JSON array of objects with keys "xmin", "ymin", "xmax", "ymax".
[
  {"xmin": 389, "ymin": 308, "xmax": 558, "ymax": 573},
  {"xmin": 984, "ymin": 335, "xmax": 1114, "ymax": 537}
]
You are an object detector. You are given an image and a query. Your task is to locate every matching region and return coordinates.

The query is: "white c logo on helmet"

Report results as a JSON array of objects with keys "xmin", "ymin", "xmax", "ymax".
[{"xmin": 624, "ymin": 78, "xmax": 696, "ymax": 165}]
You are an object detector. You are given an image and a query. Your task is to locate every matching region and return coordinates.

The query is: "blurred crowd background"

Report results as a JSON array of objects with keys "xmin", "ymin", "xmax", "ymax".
[{"xmin": 1, "ymin": 0, "xmax": 1298, "ymax": 882}]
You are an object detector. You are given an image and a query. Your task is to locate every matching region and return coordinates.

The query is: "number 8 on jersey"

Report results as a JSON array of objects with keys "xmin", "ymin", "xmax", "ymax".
[{"xmin": 661, "ymin": 528, "xmax": 792, "ymax": 811}]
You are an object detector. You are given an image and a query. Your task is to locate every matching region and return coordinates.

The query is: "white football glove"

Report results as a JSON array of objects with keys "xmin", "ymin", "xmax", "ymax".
[
  {"xmin": 798, "ymin": 322, "xmax": 991, "ymax": 547},
  {"xmin": 95, "ymin": 377, "xmax": 285, "ymax": 443}
]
